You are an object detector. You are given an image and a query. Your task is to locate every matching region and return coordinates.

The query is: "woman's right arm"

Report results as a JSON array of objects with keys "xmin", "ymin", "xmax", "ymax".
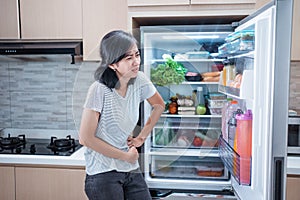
[{"xmin": 79, "ymin": 108, "xmax": 139, "ymax": 163}]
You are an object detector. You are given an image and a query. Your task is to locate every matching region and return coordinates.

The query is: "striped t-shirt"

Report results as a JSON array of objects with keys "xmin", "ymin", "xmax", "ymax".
[{"xmin": 83, "ymin": 71, "xmax": 156, "ymax": 175}]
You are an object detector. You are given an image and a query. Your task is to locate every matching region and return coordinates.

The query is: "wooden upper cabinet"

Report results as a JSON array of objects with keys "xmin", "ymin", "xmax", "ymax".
[
  {"xmin": 191, "ymin": 0, "xmax": 255, "ymax": 4},
  {"xmin": 291, "ymin": 0, "xmax": 300, "ymax": 61},
  {"xmin": 255, "ymin": 0, "xmax": 272, "ymax": 10},
  {"xmin": 19, "ymin": 0, "xmax": 82, "ymax": 39},
  {"xmin": 128, "ymin": 0, "xmax": 190, "ymax": 6},
  {"xmin": 0, "ymin": 0, "xmax": 20, "ymax": 39},
  {"xmin": 83, "ymin": 0, "xmax": 128, "ymax": 61}
]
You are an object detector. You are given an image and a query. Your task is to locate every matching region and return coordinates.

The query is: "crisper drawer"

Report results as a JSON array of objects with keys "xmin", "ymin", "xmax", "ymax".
[
  {"xmin": 149, "ymin": 155, "xmax": 228, "ymax": 180},
  {"xmin": 153, "ymin": 116, "xmax": 221, "ymax": 149}
]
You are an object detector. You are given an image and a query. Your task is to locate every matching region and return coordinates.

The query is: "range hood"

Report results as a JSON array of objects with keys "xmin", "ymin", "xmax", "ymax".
[{"xmin": 0, "ymin": 40, "xmax": 83, "ymax": 64}]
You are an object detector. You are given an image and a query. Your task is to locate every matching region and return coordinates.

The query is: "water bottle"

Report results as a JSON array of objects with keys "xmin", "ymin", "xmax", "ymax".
[
  {"xmin": 224, "ymin": 100, "xmax": 240, "ymax": 143},
  {"xmin": 197, "ymin": 87, "xmax": 205, "ymax": 105},
  {"xmin": 227, "ymin": 109, "xmax": 243, "ymax": 147},
  {"xmin": 221, "ymin": 98, "xmax": 232, "ymax": 141}
]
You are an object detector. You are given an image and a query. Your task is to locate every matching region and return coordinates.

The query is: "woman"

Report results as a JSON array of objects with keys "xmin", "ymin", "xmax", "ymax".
[{"xmin": 79, "ymin": 30, "xmax": 165, "ymax": 200}]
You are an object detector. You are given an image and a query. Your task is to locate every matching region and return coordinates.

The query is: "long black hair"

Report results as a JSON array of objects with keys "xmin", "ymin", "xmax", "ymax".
[{"xmin": 94, "ymin": 30, "xmax": 138, "ymax": 89}]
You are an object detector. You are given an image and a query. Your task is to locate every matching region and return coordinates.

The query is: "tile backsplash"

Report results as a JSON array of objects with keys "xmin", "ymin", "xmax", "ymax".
[
  {"xmin": 0, "ymin": 56, "xmax": 299, "ymax": 135},
  {"xmin": 289, "ymin": 61, "xmax": 300, "ymax": 112},
  {"xmin": 0, "ymin": 55, "xmax": 98, "ymax": 133}
]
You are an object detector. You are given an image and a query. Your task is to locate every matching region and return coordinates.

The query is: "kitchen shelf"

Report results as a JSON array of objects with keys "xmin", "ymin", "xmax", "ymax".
[{"xmin": 218, "ymin": 136, "xmax": 251, "ymax": 185}]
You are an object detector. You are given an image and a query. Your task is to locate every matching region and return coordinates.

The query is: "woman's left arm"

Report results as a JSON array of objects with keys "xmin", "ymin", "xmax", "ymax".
[{"xmin": 128, "ymin": 91, "xmax": 165, "ymax": 147}]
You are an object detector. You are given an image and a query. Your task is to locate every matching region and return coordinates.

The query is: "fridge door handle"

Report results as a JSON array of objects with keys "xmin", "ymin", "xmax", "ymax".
[{"xmin": 274, "ymin": 157, "xmax": 284, "ymax": 200}]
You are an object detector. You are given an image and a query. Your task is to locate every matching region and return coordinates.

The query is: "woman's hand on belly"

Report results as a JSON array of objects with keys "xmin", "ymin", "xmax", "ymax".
[{"xmin": 125, "ymin": 146, "xmax": 139, "ymax": 164}]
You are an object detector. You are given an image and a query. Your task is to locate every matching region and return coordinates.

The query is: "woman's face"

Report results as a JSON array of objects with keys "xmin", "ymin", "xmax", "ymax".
[{"xmin": 110, "ymin": 44, "xmax": 140, "ymax": 80}]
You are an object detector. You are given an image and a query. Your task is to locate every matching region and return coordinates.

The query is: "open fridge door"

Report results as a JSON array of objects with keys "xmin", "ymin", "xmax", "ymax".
[{"xmin": 218, "ymin": 1, "xmax": 293, "ymax": 200}]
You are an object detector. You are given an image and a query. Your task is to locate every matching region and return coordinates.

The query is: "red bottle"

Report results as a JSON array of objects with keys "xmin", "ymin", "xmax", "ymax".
[{"xmin": 235, "ymin": 109, "xmax": 252, "ymax": 185}]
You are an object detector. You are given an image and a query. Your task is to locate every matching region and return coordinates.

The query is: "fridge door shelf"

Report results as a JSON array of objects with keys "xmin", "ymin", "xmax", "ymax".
[
  {"xmin": 218, "ymin": 71, "xmax": 254, "ymax": 101},
  {"xmin": 218, "ymin": 136, "xmax": 251, "ymax": 186},
  {"xmin": 218, "ymin": 85, "xmax": 240, "ymax": 98}
]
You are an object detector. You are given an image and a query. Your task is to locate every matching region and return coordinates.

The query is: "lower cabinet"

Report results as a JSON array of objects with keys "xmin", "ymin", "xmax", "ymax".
[
  {"xmin": 286, "ymin": 175, "xmax": 300, "ymax": 200},
  {"xmin": 0, "ymin": 165, "xmax": 87, "ymax": 200},
  {"xmin": 15, "ymin": 166, "xmax": 87, "ymax": 200},
  {"xmin": 0, "ymin": 166, "xmax": 15, "ymax": 200}
]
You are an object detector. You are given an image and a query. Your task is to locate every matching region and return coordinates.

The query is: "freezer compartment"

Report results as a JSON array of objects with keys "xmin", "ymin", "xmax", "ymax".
[
  {"xmin": 150, "ymin": 155, "xmax": 227, "ymax": 180},
  {"xmin": 219, "ymin": 137, "xmax": 251, "ymax": 185}
]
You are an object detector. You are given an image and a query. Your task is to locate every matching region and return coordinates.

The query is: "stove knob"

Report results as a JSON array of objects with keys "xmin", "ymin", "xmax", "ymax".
[
  {"xmin": 30, "ymin": 144, "xmax": 36, "ymax": 154},
  {"xmin": 16, "ymin": 147, "xmax": 22, "ymax": 154}
]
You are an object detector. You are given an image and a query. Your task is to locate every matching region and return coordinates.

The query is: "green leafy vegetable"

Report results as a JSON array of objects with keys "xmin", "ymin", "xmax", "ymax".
[{"xmin": 151, "ymin": 57, "xmax": 187, "ymax": 86}]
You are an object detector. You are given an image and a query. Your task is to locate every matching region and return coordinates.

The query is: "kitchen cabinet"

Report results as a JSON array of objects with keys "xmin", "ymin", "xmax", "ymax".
[
  {"xmin": 0, "ymin": 166, "xmax": 15, "ymax": 200},
  {"xmin": 191, "ymin": 0, "xmax": 255, "ymax": 4},
  {"xmin": 286, "ymin": 175, "xmax": 300, "ymax": 200},
  {"xmin": 0, "ymin": 165, "xmax": 87, "ymax": 200},
  {"xmin": 16, "ymin": 166, "xmax": 87, "ymax": 200},
  {"xmin": 19, "ymin": 0, "xmax": 82, "ymax": 39},
  {"xmin": 128, "ymin": 0, "xmax": 190, "ymax": 6},
  {"xmin": 128, "ymin": 0, "xmax": 255, "ymax": 6},
  {"xmin": 82, "ymin": 0, "xmax": 128, "ymax": 61},
  {"xmin": 291, "ymin": 0, "xmax": 300, "ymax": 61},
  {"xmin": 127, "ymin": 1, "xmax": 255, "ymax": 19},
  {"xmin": 0, "ymin": 0, "xmax": 20, "ymax": 39}
]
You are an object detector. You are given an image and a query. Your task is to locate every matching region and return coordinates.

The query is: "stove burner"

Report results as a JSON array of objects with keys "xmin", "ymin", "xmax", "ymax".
[
  {"xmin": 47, "ymin": 135, "xmax": 77, "ymax": 154},
  {"xmin": 0, "ymin": 134, "xmax": 26, "ymax": 153}
]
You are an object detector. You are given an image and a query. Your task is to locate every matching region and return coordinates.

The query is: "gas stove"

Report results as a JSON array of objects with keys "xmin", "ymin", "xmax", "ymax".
[{"xmin": 0, "ymin": 133, "xmax": 81, "ymax": 156}]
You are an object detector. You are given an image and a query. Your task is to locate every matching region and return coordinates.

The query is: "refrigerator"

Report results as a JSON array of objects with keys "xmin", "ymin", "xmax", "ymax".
[{"xmin": 140, "ymin": 0, "xmax": 293, "ymax": 199}]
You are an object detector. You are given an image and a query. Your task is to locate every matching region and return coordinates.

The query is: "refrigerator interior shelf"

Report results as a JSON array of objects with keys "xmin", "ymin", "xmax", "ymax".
[
  {"xmin": 150, "ymin": 58, "xmax": 224, "ymax": 63},
  {"xmin": 154, "ymin": 125, "xmax": 220, "ymax": 130},
  {"xmin": 218, "ymin": 137, "xmax": 251, "ymax": 186},
  {"xmin": 149, "ymin": 148, "xmax": 219, "ymax": 157},
  {"xmin": 150, "ymin": 169, "xmax": 226, "ymax": 180},
  {"xmin": 182, "ymin": 81, "xmax": 219, "ymax": 85},
  {"xmin": 149, "ymin": 155, "xmax": 227, "ymax": 180},
  {"xmin": 161, "ymin": 114, "xmax": 221, "ymax": 118},
  {"xmin": 228, "ymin": 51, "xmax": 254, "ymax": 59}
]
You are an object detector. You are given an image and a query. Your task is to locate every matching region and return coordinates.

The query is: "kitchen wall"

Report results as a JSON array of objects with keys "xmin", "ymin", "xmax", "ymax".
[
  {"xmin": 289, "ymin": 61, "xmax": 300, "ymax": 112},
  {"xmin": 0, "ymin": 55, "xmax": 99, "ymax": 134},
  {"xmin": 0, "ymin": 56, "xmax": 299, "ymax": 135}
]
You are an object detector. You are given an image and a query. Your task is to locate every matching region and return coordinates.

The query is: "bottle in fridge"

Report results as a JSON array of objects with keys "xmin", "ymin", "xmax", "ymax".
[
  {"xmin": 221, "ymin": 98, "xmax": 233, "ymax": 142},
  {"xmin": 234, "ymin": 110, "xmax": 253, "ymax": 185}
]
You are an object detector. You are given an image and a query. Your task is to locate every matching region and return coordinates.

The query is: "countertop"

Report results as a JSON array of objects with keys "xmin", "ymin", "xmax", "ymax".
[
  {"xmin": 287, "ymin": 156, "xmax": 300, "ymax": 175},
  {"xmin": 0, "ymin": 146, "xmax": 86, "ymax": 167}
]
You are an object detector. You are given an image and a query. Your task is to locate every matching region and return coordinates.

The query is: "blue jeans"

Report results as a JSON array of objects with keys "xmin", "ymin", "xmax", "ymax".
[{"xmin": 84, "ymin": 169, "xmax": 152, "ymax": 200}]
